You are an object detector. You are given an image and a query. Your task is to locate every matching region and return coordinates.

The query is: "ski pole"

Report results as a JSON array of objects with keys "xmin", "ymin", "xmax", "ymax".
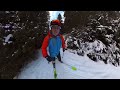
[
  {"xmin": 62, "ymin": 51, "xmax": 64, "ymax": 59},
  {"xmin": 62, "ymin": 50, "xmax": 77, "ymax": 71},
  {"xmin": 62, "ymin": 62, "xmax": 77, "ymax": 71}
]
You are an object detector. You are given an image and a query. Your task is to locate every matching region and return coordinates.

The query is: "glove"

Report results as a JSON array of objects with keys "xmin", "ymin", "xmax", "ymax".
[
  {"xmin": 45, "ymin": 55, "xmax": 53, "ymax": 62},
  {"xmin": 63, "ymin": 48, "xmax": 67, "ymax": 52}
]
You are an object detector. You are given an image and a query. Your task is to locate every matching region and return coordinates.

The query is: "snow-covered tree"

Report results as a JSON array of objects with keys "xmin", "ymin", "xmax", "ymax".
[
  {"xmin": 64, "ymin": 11, "xmax": 120, "ymax": 66},
  {"xmin": 57, "ymin": 13, "xmax": 64, "ymax": 34},
  {"xmin": 0, "ymin": 11, "xmax": 49, "ymax": 79}
]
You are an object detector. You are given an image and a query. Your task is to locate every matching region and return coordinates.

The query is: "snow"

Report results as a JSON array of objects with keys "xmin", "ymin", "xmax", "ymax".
[
  {"xmin": 98, "ymin": 16, "xmax": 102, "ymax": 20},
  {"xmin": 108, "ymin": 26, "xmax": 112, "ymax": 30},
  {"xmin": 4, "ymin": 34, "xmax": 13, "ymax": 43},
  {"xmin": 24, "ymin": 42, "xmax": 27, "ymax": 44},
  {"xmin": 14, "ymin": 50, "xmax": 18, "ymax": 54},
  {"xmin": 17, "ymin": 49, "xmax": 120, "ymax": 79},
  {"xmin": 8, "ymin": 41, "xmax": 12, "ymax": 44},
  {"xmin": 97, "ymin": 25, "xmax": 108, "ymax": 28},
  {"xmin": 3, "ymin": 42, "xmax": 6, "ymax": 45},
  {"xmin": 34, "ymin": 27, "xmax": 37, "ymax": 29},
  {"xmin": 113, "ymin": 20, "xmax": 119, "ymax": 23},
  {"xmin": 5, "ymin": 11, "xmax": 10, "ymax": 13},
  {"xmin": 105, "ymin": 35, "xmax": 112, "ymax": 38},
  {"xmin": 32, "ymin": 37, "xmax": 35, "ymax": 39},
  {"xmin": 74, "ymin": 41, "xmax": 79, "ymax": 47},
  {"xmin": 5, "ymin": 25, "xmax": 10, "ymax": 28},
  {"xmin": 80, "ymin": 40, "xmax": 106, "ymax": 54},
  {"xmin": 92, "ymin": 40, "xmax": 106, "ymax": 51}
]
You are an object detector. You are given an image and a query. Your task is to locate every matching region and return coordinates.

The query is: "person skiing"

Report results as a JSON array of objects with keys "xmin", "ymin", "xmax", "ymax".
[{"xmin": 41, "ymin": 19, "xmax": 66, "ymax": 63}]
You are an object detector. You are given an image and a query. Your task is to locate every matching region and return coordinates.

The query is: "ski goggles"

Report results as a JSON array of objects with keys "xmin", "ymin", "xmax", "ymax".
[{"xmin": 51, "ymin": 25, "xmax": 61, "ymax": 30}]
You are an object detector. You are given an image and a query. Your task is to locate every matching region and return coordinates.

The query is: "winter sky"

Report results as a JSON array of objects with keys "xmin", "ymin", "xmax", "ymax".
[{"xmin": 49, "ymin": 11, "xmax": 64, "ymax": 22}]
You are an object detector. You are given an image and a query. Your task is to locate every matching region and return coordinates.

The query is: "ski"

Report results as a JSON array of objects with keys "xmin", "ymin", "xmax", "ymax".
[
  {"xmin": 52, "ymin": 61, "xmax": 58, "ymax": 79},
  {"xmin": 60, "ymin": 61, "xmax": 77, "ymax": 71},
  {"xmin": 54, "ymin": 68, "xmax": 57, "ymax": 79}
]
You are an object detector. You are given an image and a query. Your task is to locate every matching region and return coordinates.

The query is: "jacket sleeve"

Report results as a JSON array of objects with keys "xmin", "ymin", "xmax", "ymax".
[
  {"xmin": 60, "ymin": 35, "xmax": 66, "ymax": 49},
  {"xmin": 41, "ymin": 35, "xmax": 49, "ymax": 58}
]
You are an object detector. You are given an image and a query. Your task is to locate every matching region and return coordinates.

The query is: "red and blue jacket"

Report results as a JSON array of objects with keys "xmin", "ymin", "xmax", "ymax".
[{"xmin": 42, "ymin": 31, "xmax": 66, "ymax": 58}]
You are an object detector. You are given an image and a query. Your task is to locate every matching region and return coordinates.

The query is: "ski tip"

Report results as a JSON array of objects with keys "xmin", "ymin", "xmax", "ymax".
[{"xmin": 72, "ymin": 67, "xmax": 77, "ymax": 71}]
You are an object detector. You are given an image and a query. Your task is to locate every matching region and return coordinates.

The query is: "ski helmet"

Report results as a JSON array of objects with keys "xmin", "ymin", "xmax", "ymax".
[{"xmin": 50, "ymin": 19, "xmax": 61, "ymax": 26}]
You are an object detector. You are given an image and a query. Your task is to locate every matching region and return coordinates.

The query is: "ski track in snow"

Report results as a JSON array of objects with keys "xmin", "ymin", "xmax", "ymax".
[{"xmin": 17, "ymin": 49, "xmax": 120, "ymax": 79}]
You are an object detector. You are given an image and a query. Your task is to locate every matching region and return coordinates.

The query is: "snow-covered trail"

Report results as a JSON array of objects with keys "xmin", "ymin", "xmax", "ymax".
[{"xmin": 17, "ymin": 49, "xmax": 120, "ymax": 79}]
